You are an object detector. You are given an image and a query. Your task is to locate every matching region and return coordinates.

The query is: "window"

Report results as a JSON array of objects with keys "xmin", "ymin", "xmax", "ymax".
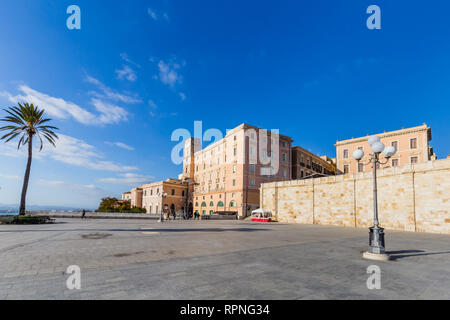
[
  {"xmin": 171, "ymin": 189, "xmax": 175, "ymax": 196},
  {"xmin": 282, "ymin": 168, "xmax": 287, "ymax": 178},
  {"xmin": 210, "ymin": 201, "xmax": 214, "ymax": 206},
  {"xmin": 233, "ymin": 148, "xmax": 237, "ymax": 156},
  {"xmin": 343, "ymin": 149, "xmax": 349, "ymax": 159},
  {"xmin": 343, "ymin": 165, "xmax": 349, "ymax": 174},
  {"xmin": 250, "ymin": 164, "xmax": 255, "ymax": 173},
  {"xmin": 391, "ymin": 141, "xmax": 398, "ymax": 150},
  {"xmin": 282, "ymin": 153, "xmax": 287, "ymax": 163},
  {"xmin": 201, "ymin": 202, "xmax": 207, "ymax": 207},
  {"xmin": 392, "ymin": 159, "xmax": 399, "ymax": 167},
  {"xmin": 250, "ymin": 179, "xmax": 255, "ymax": 186},
  {"xmin": 218, "ymin": 201, "xmax": 224, "ymax": 207},
  {"xmin": 233, "ymin": 165, "xmax": 237, "ymax": 173},
  {"xmin": 301, "ymin": 171, "xmax": 304, "ymax": 178},
  {"xmin": 358, "ymin": 162, "xmax": 364, "ymax": 173},
  {"xmin": 230, "ymin": 201, "xmax": 236, "ymax": 207},
  {"xmin": 410, "ymin": 138, "xmax": 417, "ymax": 149},
  {"xmin": 182, "ymin": 190, "xmax": 185, "ymax": 197},
  {"xmin": 411, "ymin": 156, "xmax": 418, "ymax": 164},
  {"xmin": 234, "ymin": 136, "xmax": 237, "ymax": 141},
  {"xmin": 232, "ymin": 179, "xmax": 236, "ymax": 186}
]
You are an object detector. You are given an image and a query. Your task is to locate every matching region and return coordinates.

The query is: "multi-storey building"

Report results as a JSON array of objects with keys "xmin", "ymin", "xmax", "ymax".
[
  {"xmin": 291, "ymin": 146, "xmax": 337, "ymax": 179},
  {"xmin": 122, "ymin": 179, "xmax": 192, "ymax": 217},
  {"xmin": 121, "ymin": 123, "xmax": 337, "ymax": 218},
  {"xmin": 335, "ymin": 124, "xmax": 436, "ymax": 174},
  {"xmin": 182, "ymin": 124, "xmax": 293, "ymax": 218}
]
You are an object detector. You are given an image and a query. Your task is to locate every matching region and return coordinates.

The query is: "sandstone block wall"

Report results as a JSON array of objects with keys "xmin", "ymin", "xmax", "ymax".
[{"xmin": 260, "ymin": 159, "xmax": 450, "ymax": 234}]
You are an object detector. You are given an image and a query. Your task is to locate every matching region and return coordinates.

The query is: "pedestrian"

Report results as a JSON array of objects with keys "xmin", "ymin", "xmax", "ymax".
[{"xmin": 81, "ymin": 209, "xmax": 86, "ymax": 219}]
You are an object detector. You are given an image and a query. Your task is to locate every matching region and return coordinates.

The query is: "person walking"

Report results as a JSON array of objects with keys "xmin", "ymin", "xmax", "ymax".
[{"xmin": 81, "ymin": 209, "xmax": 86, "ymax": 219}]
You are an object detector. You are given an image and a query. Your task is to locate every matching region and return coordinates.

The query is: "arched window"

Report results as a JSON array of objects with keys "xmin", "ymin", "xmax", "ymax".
[
  {"xmin": 230, "ymin": 201, "xmax": 236, "ymax": 207},
  {"xmin": 171, "ymin": 189, "xmax": 175, "ymax": 196},
  {"xmin": 210, "ymin": 210, "xmax": 214, "ymax": 215},
  {"xmin": 217, "ymin": 201, "xmax": 224, "ymax": 207},
  {"xmin": 201, "ymin": 202, "xmax": 207, "ymax": 207},
  {"xmin": 195, "ymin": 202, "xmax": 199, "ymax": 207},
  {"xmin": 210, "ymin": 201, "xmax": 214, "ymax": 206}
]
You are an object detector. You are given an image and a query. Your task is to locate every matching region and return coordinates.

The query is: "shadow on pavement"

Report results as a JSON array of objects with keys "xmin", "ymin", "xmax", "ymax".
[
  {"xmin": 388, "ymin": 250, "xmax": 450, "ymax": 260},
  {"xmin": 0, "ymin": 227, "xmax": 270, "ymax": 233}
]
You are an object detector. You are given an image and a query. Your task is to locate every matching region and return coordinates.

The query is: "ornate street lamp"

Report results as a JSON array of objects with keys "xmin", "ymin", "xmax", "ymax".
[
  {"xmin": 353, "ymin": 135, "xmax": 397, "ymax": 261},
  {"xmin": 157, "ymin": 192, "xmax": 168, "ymax": 223}
]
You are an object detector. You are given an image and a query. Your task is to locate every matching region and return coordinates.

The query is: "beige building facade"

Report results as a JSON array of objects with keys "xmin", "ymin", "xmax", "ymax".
[
  {"xmin": 122, "ymin": 179, "xmax": 192, "ymax": 217},
  {"xmin": 335, "ymin": 124, "xmax": 436, "ymax": 174},
  {"xmin": 182, "ymin": 124, "xmax": 294, "ymax": 218},
  {"xmin": 292, "ymin": 146, "xmax": 337, "ymax": 179}
]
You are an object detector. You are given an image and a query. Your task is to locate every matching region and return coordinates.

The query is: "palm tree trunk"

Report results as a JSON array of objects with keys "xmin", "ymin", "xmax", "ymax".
[{"xmin": 19, "ymin": 133, "xmax": 33, "ymax": 215}]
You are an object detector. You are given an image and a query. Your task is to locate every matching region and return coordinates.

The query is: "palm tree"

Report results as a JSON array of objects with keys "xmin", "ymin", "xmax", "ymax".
[{"xmin": 0, "ymin": 103, "xmax": 59, "ymax": 215}]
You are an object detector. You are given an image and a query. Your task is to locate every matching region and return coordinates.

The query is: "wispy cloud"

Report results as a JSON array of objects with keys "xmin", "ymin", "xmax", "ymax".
[
  {"xmin": 1, "ymin": 85, "xmax": 129, "ymax": 126},
  {"xmin": 116, "ymin": 65, "xmax": 137, "ymax": 82},
  {"xmin": 179, "ymin": 92, "xmax": 186, "ymax": 101},
  {"xmin": 105, "ymin": 141, "xmax": 135, "ymax": 151},
  {"xmin": 0, "ymin": 134, "xmax": 138, "ymax": 172},
  {"xmin": 120, "ymin": 53, "xmax": 141, "ymax": 68},
  {"xmin": 0, "ymin": 173, "xmax": 21, "ymax": 180},
  {"xmin": 85, "ymin": 75, "xmax": 141, "ymax": 104},
  {"xmin": 98, "ymin": 173, "xmax": 154, "ymax": 185},
  {"xmin": 147, "ymin": 8, "xmax": 169, "ymax": 21},
  {"xmin": 158, "ymin": 60, "xmax": 183, "ymax": 88},
  {"xmin": 148, "ymin": 99, "xmax": 158, "ymax": 109},
  {"xmin": 38, "ymin": 179, "xmax": 110, "ymax": 199}
]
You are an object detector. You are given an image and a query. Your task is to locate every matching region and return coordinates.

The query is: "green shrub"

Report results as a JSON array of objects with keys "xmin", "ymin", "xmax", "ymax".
[{"xmin": 0, "ymin": 215, "xmax": 49, "ymax": 225}]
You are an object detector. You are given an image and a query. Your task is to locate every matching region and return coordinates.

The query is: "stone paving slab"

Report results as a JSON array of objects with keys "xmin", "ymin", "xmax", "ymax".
[{"xmin": 0, "ymin": 219, "xmax": 449, "ymax": 299}]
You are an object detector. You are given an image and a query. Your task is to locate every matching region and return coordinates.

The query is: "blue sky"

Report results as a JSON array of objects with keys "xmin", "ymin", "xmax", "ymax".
[{"xmin": 0, "ymin": 0, "xmax": 449, "ymax": 208}]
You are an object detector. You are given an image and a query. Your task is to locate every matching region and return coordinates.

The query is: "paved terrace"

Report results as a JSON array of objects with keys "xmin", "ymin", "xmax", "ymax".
[{"xmin": 0, "ymin": 219, "xmax": 449, "ymax": 300}]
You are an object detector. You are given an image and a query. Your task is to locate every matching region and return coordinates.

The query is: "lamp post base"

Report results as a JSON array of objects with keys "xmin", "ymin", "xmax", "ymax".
[
  {"xmin": 368, "ymin": 226, "xmax": 386, "ymax": 254},
  {"xmin": 362, "ymin": 251, "xmax": 391, "ymax": 261}
]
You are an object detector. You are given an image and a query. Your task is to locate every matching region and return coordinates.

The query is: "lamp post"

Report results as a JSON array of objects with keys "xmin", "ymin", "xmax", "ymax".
[
  {"xmin": 158, "ymin": 192, "xmax": 168, "ymax": 223},
  {"xmin": 353, "ymin": 135, "xmax": 397, "ymax": 261}
]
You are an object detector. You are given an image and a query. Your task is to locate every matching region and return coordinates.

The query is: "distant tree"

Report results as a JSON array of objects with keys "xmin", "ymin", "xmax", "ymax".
[{"xmin": 0, "ymin": 103, "xmax": 59, "ymax": 215}]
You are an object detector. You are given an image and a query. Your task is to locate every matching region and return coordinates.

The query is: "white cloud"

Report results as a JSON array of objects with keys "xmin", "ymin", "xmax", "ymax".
[
  {"xmin": 120, "ymin": 53, "xmax": 141, "ymax": 68},
  {"xmin": 98, "ymin": 173, "xmax": 154, "ymax": 185},
  {"xmin": 0, "ymin": 133, "xmax": 138, "ymax": 172},
  {"xmin": 115, "ymin": 65, "xmax": 137, "ymax": 82},
  {"xmin": 148, "ymin": 99, "xmax": 158, "ymax": 109},
  {"xmin": 91, "ymin": 99, "xmax": 128, "ymax": 124},
  {"xmin": 85, "ymin": 75, "xmax": 141, "ymax": 104},
  {"xmin": 38, "ymin": 179, "xmax": 110, "ymax": 199},
  {"xmin": 1, "ymin": 85, "xmax": 129, "ymax": 126},
  {"xmin": 179, "ymin": 92, "xmax": 186, "ymax": 101},
  {"xmin": 148, "ymin": 8, "xmax": 157, "ymax": 20},
  {"xmin": 148, "ymin": 8, "xmax": 169, "ymax": 21},
  {"xmin": 105, "ymin": 141, "xmax": 135, "ymax": 151},
  {"xmin": 158, "ymin": 60, "xmax": 182, "ymax": 88},
  {"xmin": 0, "ymin": 173, "xmax": 21, "ymax": 180}
]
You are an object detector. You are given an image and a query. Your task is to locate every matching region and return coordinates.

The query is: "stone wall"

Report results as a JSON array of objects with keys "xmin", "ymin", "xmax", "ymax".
[{"xmin": 260, "ymin": 158, "xmax": 450, "ymax": 234}]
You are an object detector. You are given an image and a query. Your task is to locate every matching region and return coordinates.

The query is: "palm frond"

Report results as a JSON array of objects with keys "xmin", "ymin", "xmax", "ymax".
[{"xmin": 0, "ymin": 103, "xmax": 59, "ymax": 150}]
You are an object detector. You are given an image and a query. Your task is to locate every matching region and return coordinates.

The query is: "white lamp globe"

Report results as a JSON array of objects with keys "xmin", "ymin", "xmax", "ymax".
[
  {"xmin": 352, "ymin": 149, "xmax": 364, "ymax": 161},
  {"xmin": 371, "ymin": 141, "xmax": 385, "ymax": 154},
  {"xmin": 383, "ymin": 146, "xmax": 397, "ymax": 158},
  {"xmin": 368, "ymin": 135, "xmax": 381, "ymax": 146}
]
